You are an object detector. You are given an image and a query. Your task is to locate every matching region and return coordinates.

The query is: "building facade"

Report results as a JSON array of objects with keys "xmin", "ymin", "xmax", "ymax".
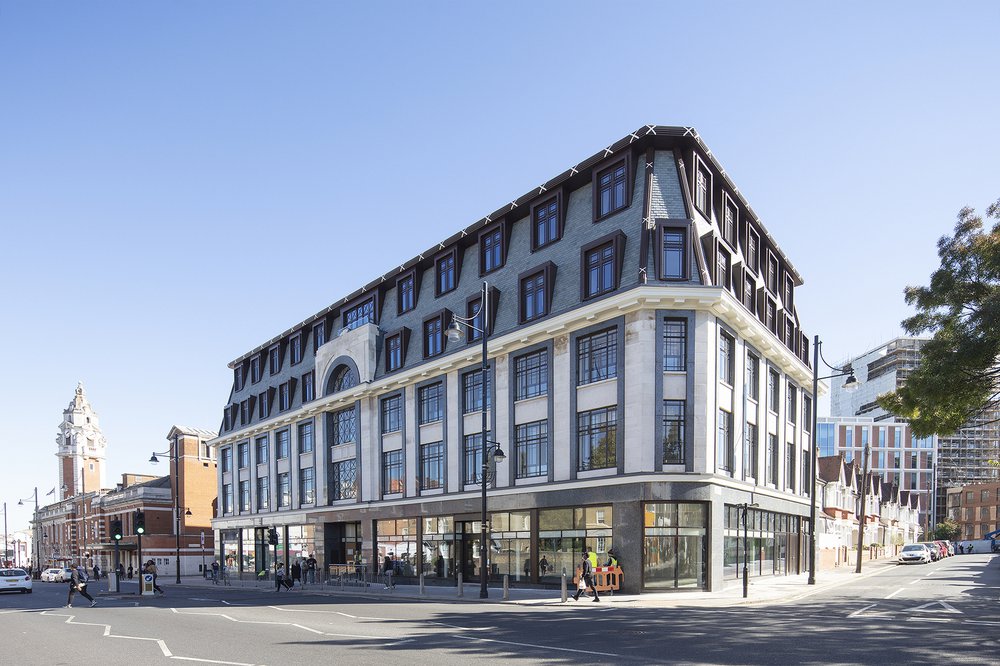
[
  {"xmin": 817, "ymin": 417, "xmax": 936, "ymax": 532},
  {"xmin": 829, "ymin": 336, "xmax": 1000, "ymax": 526},
  {"xmin": 33, "ymin": 389, "xmax": 218, "ymax": 576},
  {"xmin": 210, "ymin": 126, "xmax": 819, "ymax": 593},
  {"xmin": 946, "ymin": 482, "xmax": 1000, "ymax": 541}
]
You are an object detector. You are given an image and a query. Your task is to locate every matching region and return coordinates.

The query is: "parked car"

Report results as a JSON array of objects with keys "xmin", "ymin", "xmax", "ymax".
[
  {"xmin": 0, "ymin": 568, "xmax": 33, "ymax": 594},
  {"xmin": 917, "ymin": 542, "xmax": 940, "ymax": 561},
  {"xmin": 898, "ymin": 544, "xmax": 932, "ymax": 565},
  {"xmin": 40, "ymin": 567, "xmax": 73, "ymax": 582}
]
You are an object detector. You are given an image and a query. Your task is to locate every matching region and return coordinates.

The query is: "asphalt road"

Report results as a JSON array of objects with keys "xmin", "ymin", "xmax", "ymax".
[{"xmin": 1, "ymin": 554, "xmax": 997, "ymax": 665}]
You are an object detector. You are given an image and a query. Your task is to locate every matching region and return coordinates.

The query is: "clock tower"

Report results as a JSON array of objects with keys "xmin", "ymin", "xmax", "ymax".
[{"xmin": 56, "ymin": 382, "xmax": 108, "ymax": 500}]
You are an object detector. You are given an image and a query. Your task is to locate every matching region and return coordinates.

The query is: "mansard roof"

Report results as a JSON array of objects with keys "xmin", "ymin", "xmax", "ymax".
[
  {"xmin": 167, "ymin": 425, "xmax": 218, "ymax": 440},
  {"xmin": 227, "ymin": 125, "xmax": 805, "ymax": 367}
]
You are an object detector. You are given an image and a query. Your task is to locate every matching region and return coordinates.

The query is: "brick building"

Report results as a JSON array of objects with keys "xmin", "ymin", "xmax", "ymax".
[{"xmin": 946, "ymin": 481, "xmax": 1000, "ymax": 541}]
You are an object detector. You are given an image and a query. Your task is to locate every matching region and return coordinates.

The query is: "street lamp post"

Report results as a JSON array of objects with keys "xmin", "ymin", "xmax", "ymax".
[
  {"xmin": 2, "ymin": 501, "xmax": 7, "ymax": 567},
  {"xmin": 447, "ymin": 280, "xmax": 506, "ymax": 599},
  {"xmin": 855, "ymin": 442, "xmax": 871, "ymax": 574},
  {"xmin": 736, "ymin": 502, "xmax": 759, "ymax": 598},
  {"xmin": 150, "ymin": 439, "xmax": 186, "ymax": 585},
  {"xmin": 18, "ymin": 488, "xmax": 38, "ymax": 576},
  {"xmin": 808, "ymin": 335, "xmax": 859, "ymax": 585}
]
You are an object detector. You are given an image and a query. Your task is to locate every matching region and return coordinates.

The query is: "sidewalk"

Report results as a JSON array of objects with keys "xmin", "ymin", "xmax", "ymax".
[{"xmin": 96, "ymin": 558, "xmax": 898, "ymax": 608}]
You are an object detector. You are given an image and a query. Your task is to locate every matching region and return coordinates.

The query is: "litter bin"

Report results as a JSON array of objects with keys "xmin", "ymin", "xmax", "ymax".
[{"xmin": 108, "ymin": 572, "xmax": 118, "ymax": 592}]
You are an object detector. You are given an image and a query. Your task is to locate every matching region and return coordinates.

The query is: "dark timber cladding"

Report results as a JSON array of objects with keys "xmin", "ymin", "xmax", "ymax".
[{"xmin": 226, "ymin": 126, "xmax": 804, "ymax": 370}]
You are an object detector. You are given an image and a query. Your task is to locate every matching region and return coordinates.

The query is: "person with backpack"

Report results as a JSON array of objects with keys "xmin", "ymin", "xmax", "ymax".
[
  {"xmin": 145, "ymin": 560, "xmax": 165, "ymax": 595},
  {"xmin": 66, "ymin": 565, "xmax": 96, "ymax": 608},
  {"xmin": 573, "ymin": 546, "xmax": 600, "ymax": 602}
]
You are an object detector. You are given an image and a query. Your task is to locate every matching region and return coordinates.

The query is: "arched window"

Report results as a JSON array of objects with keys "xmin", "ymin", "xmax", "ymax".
[{"xmin": 326, "ymin": 364, "xmax": 358, "ymax": 396}]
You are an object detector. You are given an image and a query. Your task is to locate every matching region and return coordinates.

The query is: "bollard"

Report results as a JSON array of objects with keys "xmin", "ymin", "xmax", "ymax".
[
  {"xmin": 419, "ymin": 573, "xmax": 425, "ymax": 596},
  {"xmin": 561, "ymin": 572, "xmax": 568, "ymax": 603},
  {"xmin": 502, "ymin": 574, "xmax": 509, "ymax": 601},
  {"xmin": 457, "ymin": 572, "xmax": 464, "ymax": 598}
]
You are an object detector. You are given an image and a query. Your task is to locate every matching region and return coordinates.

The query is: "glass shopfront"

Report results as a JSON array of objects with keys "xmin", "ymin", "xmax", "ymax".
[
  {"xmin": 287, "ymin": 525, "xmax": 316, "ymax": 566},
  {"xmin": 643, "ymin": 502, "xmax": 707, "ymax": 589},
  {"xmin": 490, "ymin": 511, "xmax": 532, "ymax": 582},
  {"xmin": 221, "ymin": 530, "xmax": 240, "ymax": 570},
  {"xmin": 722, "ymin": 505, "xmax": 802, "ymax": 579},
  {"xmin": 421, "ymin": 517, "xmax": 456, "ymax": 579},
  {"xmin": 376, "ymin": 518, "xmax": 418, "ymax": 577},
  {"xmin": 538, "ymin": 505, "xmax": 613, "ymax": 584}
]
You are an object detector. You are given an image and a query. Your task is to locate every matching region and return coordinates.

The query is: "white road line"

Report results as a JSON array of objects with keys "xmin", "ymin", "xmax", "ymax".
[
  {"xmin": 431, "ymin": 622, "xmax": 491, "ymax": 631},
  {"xmin": 170, "ymin": 657, "xmax": 255, "ymax": 665},
  {"xmin": 848, "ymin": 604, "xmax": 877, "ymax": 618},
  {"xmin": 884, "ymin": 588, "xmax": 904, "ymax": 599},
  {"xmin": 908, "ymin": 579, "xmax": 922, "ymax": 584},
  {"xmin": 907, "ymin": 617, "xmax": 951, "ymax": 623},
  {"xmin": 966, "ymin": 620, "xmax": 1000, "ymax": 626},
  {"xmin": 466, "ymin": 635, "xmax": 623, "ymax": 658}
]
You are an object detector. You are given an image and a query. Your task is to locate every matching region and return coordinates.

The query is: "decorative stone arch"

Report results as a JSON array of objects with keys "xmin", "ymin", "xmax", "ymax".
[{"xmin": 323, "ymin": 355, "xmax": 362, "ymax": 397}]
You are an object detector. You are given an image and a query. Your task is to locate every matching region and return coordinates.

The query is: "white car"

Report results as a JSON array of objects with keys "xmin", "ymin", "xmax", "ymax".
[
  {"xmin": 898, "ymin": 544, "xmax": 932, "ymax": 565},
  {"xmin": 41, "ymin": 567, "xmax": 74, "ymax": 582},
  {"xmin": 0, "ymin": 568, "xmax": 32, "ymax": 593}
]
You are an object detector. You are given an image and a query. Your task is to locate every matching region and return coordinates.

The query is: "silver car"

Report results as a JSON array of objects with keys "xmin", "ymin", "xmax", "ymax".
[{"xmin": 898, "ymin": 543, "xmax": 931, "ymax": 564}]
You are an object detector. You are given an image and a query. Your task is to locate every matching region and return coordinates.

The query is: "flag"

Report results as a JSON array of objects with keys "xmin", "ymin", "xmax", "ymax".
[{"xmin": 46, "ymin": 488, "xmax": 55, "ymax": 496}]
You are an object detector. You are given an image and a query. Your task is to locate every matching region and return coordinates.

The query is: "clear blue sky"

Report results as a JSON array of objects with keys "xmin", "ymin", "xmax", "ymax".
[{"xmin": 2, "ymin": 1, "xmax": 998, "ymax": 532}]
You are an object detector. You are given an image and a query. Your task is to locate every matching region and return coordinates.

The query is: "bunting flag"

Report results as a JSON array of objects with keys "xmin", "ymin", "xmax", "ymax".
[{"xmin": 45, "ymin": 487, "xmax": 55, "ymax": 496}]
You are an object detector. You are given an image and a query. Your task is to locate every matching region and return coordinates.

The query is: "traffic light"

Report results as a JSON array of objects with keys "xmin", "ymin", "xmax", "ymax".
[
  {"xmin": 267, "ymin": 528, "xmax": 278, "ymax": 546},
  {"xmin": 134, "ymin": 511, "xmax": 146, "ymax": 535},
  {"xmin": 111, "ymin": 519, "xmax": 123, "ymax": 541}
]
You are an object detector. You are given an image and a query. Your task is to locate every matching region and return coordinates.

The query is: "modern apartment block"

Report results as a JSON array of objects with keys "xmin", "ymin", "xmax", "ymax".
[
  {"xmin": 816, "ymin": 419, "xmax": 934, "ymax": 533},
  {"xmin": 946, "ymin": 482, "xmax": 1000, "ymax": 542},
  {"xmin": 829, "ymin": 336, "xmax": 1000, "ymax": 526},
  {"xmin": 209, "ymin": 126, "xmax": 818, "ymax": 593}
]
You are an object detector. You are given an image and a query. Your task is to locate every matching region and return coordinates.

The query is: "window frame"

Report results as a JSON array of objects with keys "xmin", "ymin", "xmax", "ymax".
[
  {"xmin": 577, "ymin": 327, "xmax": 618, "ymax": 386},
  {"xmin": 577, "ymin": 406, "xmax": 617, "ymax": 471},
  {"xmin": 435, "ymin": 248, "xmax": 458, "ymax": 297},
  {"xmin": 423, "ymin": 311, "xmax": 448, "ymax": 359},
  {"xmin": 419, "ymin": 441, "xmax": 445, "ymax": 491},
  {"xmin": 313, "ymin": 321, "xmax": 326, "ymax": 352},
  {"xmin": 268, "ymin": 345, "xmax": 280, "ymax": 375},
  {"xmin": 479, "ymin": 223, "xmax": 506, "ymax": 275},
  {"xmin": 663, "ymin": 318, "xmax": 687, "ymax": 372},
  {"xmin": 721, "ymin": 194, "xmax": 737, "ymax": 247},
  {"xmin": 397, "ymin": 270, "xmax": 417, "ymax": 315},
  {"xmin": 662, "ymin": 399, "xmax": 686, "ymax": 465},
  {"xmin": 515, "ymin": 420, "xmax": 548, "ymax": 479},
  {"xmin": 343, "ymin": 296, "xmax": 376, "ymax": 331},
  {"xmin": 530, "ymin": 191, "xmax": 563, "ymax": 251},
  {"xmin": 381, "ymin": 394, "xmax": 402, "ymax": 434},
  {"xmin": 290, "ymin": 334, "xmax": 303, "ymax": 366},
  {"xmin": 718, "ymin": 331, "xmax": 735, "ymax": 386},
  {"xmin": 256, "ymin": 476, "xmax": 269, "ymax": 511},
  {"xmin": 593, "ymin": 154, "xmax": 633, "ymax": 222},
  {"xmin": 514, "ymin": 348, "xmax": 548, "ymax": 400},
  {"xmin": 301, "ymin": 371, "xmax": 314, "ymax": 403},
  {"xmin": 580, "ymin": 231, "xmax": 626, "ymax": 301},
  {"xmin": 693, "ymin": 156, "xmax": 712, "ymax": 216},
  {"xmin": 656, "ymin": 221, "xmax": 690, "ymax": 281},
  {"xmin": 518, "ymin": 262, "xmax": 556, "ymax": 324},
  {"xmin": 418, "ymin": 382, "xmax": 443, "ymax": 425},
  {"xmin": 382, "ymin": 450, "xmax": 404, "ymax": 496},
  {"xmin": 462, "ymin": 368, "xmax": 490, "ymax": 414},
  {"xmin": 297, "ymin": 420, "xmax": 314, "ymax": 454}
]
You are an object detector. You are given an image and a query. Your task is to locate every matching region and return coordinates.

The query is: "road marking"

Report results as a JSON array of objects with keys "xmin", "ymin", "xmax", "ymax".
[
  {"xmin": 909, "ymin": 601, "xmax": 961, "ymax": 614},
  {"xmin": 907, "ymin": 617, "xmax": 951, "ymax": 623},
  {"xmin": 170, "ymin": 657, "xmax": 255, "ymax": 665},
  {"xmin": 884, "ymin": 588, "xmax": 904, "ymax": 599},
  {"xmin": 466, "ymin": 635, "xmax": 623, "ymax": 658},
  {"xmin": 848, "ymin": 604, "xmax": 877, "ymax": 618},
  {"xmin": 965, "ymin": 620, "xmax": 1000, "ymax": 626}
]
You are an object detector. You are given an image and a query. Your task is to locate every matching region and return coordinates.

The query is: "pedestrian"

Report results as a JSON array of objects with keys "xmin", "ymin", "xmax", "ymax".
[
  {"xmin": 523, "ymin": 557, "xmax": 531, "ymax": 580},
  {"xmin": 967, "ymin": 542, "xmax": 974, "ymax": 554},
  {"xmin": 274, "ymin": 562, "xmax": 287, "ymax": 592},
  {"xmin": 291, "ymin": 560, "xmax": 302, "ymax": 587},
  {"xmin": 93, "ymin": 563, "xmax": 101, "ymax": 581},
  {"xmin": 67, "ymin": 565, "xmax": 97, "ymax": 608},
  {"xmin": 306, "ymin": 553, "xmax": 317, "ymax": 584},
  {"xmin": 127, "ymin": 564, "xmax": 133, "ymax": 580},
  {"xmin": 212, "ymin": 560, "xmax": 220, "ymax": 584},
  {"xmin": 539, "ymin": 556, "xmax": 549, "ymax": 576},
  {"xmin": 145, "ymin": 560, "xmax": 165, "ymax": 595},
  {"xmin": 606, "ymin": 547, "xmax": 619, "ymax": 569},
  {"xmin": 436, "ymin": 555, "xmax": 445, "ymax": 578},
  {"xmin": 573, "ymin": 546, "xmax": 600, "ymax": 602},
  {"xmin": 959, "ymin": 543, "xmax": 965, "ymax": 554},
  {"xmin": 221, "ymin": 561, "xmax": 232, "ymax": 586},
  {"xmin": 382, "ymin": 552, "xmax": 395, "ymax": 589},
  {"xmin": 116, "ymin": 562, "xmax": 125, "ymax": 581}
]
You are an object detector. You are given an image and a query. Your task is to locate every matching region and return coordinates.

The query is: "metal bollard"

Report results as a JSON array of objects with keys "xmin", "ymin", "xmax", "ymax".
[
  {"xmin": 502, "ymin": 574, "xmax": 509, "ymax": 601},
  {"xmin": 457, "ymin": 572, "xmax": 464, "ymax": 597},
  {"xmin": 561, "ymin": 572, "xmax": 568, "ymax": 603},
  {"xmin": 419, "ymin": 573, "xmax": 425, "ymax": 595}
]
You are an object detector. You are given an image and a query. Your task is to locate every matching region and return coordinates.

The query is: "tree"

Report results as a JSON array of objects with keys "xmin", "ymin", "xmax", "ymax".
[
  {"xmin": 933, "ymin": 520, "xmax": 962, "ymax": 541},
  {"xmin": 878, "ymin": 199, "xmax": 1000, "ymax": 437}
]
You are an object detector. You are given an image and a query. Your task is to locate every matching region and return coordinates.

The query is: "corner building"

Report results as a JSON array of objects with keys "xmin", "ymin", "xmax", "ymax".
[{"xmin": 209, "ymin": 126, "xmax": 816, "ymax": 593}]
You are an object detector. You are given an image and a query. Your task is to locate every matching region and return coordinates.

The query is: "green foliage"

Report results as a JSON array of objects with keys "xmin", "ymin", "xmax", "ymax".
[
  {"xmin": 877, "ymin": 199, "xmax": 1000, "ymax": 437},
  {"xmin": 933, "ymin": 520, "xmax": 962, "ymax": 541}
]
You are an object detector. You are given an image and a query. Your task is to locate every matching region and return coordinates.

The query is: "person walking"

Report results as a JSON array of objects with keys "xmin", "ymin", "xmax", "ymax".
[
  {"xmin": 382, "ymin": 552, "xmax": 395, "ymax": 589},
  {"xmin": 573, "ymin": 547, "xmax": 600, "ymax": 602},
  {"xmin": 211, "ymin": 560, "xmax": 220, "ymax": 584},
  {"xmin": 116, "ymin": 562, "xmax": 125, "ymax": 581},
  {"xmin": 92, "ymin": 563, "xmax": 102, "ymax": 582},
  {"xmin": 145, "ymin": 560, "xmax": 165, "ymax": 595},
  {"xmin": 67, "ymin": 565, "xmax": 96, "ymax": 608},
  {"xmin": 274, "ymin": 562, "xmax": 286, "ymax": 592},
  {"xmin": 291, "ymin": 560, "xmax": 302, "ymax": 587},
  {"xmin": 127, "ymin": 564, "xmax": 133, "ymax": 580}
]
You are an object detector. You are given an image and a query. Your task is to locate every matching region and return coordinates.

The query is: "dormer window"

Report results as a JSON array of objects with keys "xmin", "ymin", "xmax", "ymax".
[
  {"xmin": 344, "ymin": 297, "xmax": 375, "ymax": 330},
  {"xmin": 596, "ymin": 159, "xmax": 628, "ymax": 219},
  {"xmin": 695, "ymin": 160, "xmax": 711, "ymax": 214},
  {"xmin": 436, "ymin": 250, "xmax": 457, "ymax": 296}
]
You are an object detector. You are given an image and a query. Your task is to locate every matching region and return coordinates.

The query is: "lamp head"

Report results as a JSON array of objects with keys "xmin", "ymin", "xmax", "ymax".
[
  {"xmin": 492, "ymin": 443, "xmax": 506, "ymax": 462},
  {"xmin": 149, "ymin": 453, "xmax": 159, "ymax": 464},
  {"xmin": 17, "ymin": 499, "xmax": 23, "ymax": 506},
  {"xmin": 843, "ymin": 372, "xmax": 860, "ymax": 393},
  {"xmin": 446, "ymin": 320, "xmax": 464, "ymax": 343}
]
